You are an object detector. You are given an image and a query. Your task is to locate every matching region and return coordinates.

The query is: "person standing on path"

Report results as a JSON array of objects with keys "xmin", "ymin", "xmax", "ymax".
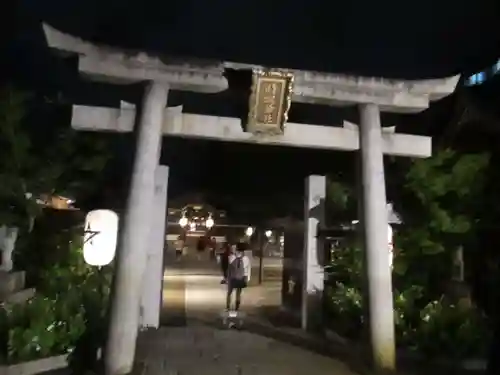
[{"xmin": 226, "ymin": 243, "xmax": 251, "ymax": 311}]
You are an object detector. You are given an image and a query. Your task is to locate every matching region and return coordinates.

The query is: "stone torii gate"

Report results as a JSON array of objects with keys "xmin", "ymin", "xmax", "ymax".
[{"xmin": 43, "ymin": 24, "xmax": 458, "ymax": 375}]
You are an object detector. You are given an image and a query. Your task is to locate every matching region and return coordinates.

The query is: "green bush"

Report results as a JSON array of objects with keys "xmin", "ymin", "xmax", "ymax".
[
  {"xmin": 325, "ymin": 282, "xmax": 364, "ymax": 339},
  {"xmin": 0, "ymin": 230, "xmax": 112, "ymax": 364},
  {"xmin": 5, "ymin": 295, "xmax": 86, "ymax": 362},
  {"xmin": 325, "ymin": 229, "xmax": 491, "ymax": 359},
  {"xmin": 414, "ymin": 299, "xmax": 489, "ymax": 359},
  {"xmin": 325, "ymin": 281, "xmax": 491, "ymax": 359}
]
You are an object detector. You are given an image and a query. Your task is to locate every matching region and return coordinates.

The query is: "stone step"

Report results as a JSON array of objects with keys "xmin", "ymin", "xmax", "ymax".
[
  {"xmin": 3, "ymin": 288, "xmax": 36, "ymax": 305},
  {"xmin": 0, "ymin": 271, "xmax": 26, "ymax": 298}
]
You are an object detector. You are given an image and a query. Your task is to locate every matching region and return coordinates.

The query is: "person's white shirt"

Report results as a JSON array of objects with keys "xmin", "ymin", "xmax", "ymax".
[{"xmin": 228, "ymin": 253, "xmax": 251, "ymax": 281}]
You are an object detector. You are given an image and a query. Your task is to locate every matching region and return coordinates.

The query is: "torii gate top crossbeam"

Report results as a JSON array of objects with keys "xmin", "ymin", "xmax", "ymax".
[{"xmin": 43, "ymin": 24, "xmax": 459, "ymax": 113}]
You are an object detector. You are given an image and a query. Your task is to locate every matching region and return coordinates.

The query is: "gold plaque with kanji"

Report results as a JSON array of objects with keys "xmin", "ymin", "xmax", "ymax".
[{"xmin": 247, "ymin": 70, "xmax": 294, "ymax": 135}]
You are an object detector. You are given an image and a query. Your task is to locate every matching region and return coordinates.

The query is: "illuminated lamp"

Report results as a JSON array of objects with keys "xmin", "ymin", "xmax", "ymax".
[
  {"xmin": 179, "ymin": 215, "xmax": 188, "ymax": 227},
  {"xmin": 205, "ymin": 214, "xmax": 215, "ymax": 229},
  {"xmin": 83, "ymin": 209, "xmax": 119, "ymax": 266},
  {"xmin": 245, "ymin": 227, "xmax": 254, "ymax": 237}
]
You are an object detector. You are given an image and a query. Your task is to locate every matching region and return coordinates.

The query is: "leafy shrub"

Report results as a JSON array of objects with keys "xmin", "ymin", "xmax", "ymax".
[
  {"xmin": 325, "ymin": 280, "xmax": 491, "ymax": 359},
  {"xmin": 1, "ymin": 230, "xmax": 112, "ymax": 364},
  {"xmin": 392, "ymin": 285, "xmax": 424, "ymax": 349},
  {"xmin": 6, "ymin": 295, "xmax": 85, "ymax": 363},
  {"xmin": 414, "ymin": 299, "xmax": 490, "ymax": 359},
  {"xmin": 325, "ymin": 282, "xmax": 364, "ymax": 339}
]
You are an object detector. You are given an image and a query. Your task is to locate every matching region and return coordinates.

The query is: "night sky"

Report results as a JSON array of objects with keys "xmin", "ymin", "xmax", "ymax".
[
  {"xmin": 11, "ymin": 0, "xmax": 500, "ymax": 78},
  {"xmin": 4, "ymin": 0, "xmax": 500, "ymax": 215}
]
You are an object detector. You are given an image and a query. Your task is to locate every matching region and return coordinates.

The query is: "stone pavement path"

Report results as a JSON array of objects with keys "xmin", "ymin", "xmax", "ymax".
[
  {"xmin": 136, "ymin": 326, "xmax": 357, "ymax": 375},
  {"xmin": 160, "ymin": 249, "xmax": 282, "ymax": 326},
  {"xmin": 139, "ymin": 248, "xmax": 360, "ymax": 375}
]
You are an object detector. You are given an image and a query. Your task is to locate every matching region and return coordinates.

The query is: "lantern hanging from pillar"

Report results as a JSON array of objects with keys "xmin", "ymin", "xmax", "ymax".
[
  {"xmin": 83, "ymin": 209, "xmax": 119, "ymax": 266},
  {"xmin": 351, "ymin": 220, "xmax": 395, "ymax": 268},
  {"xmin": 388, "ymin": 224, "xmax": 394, "ymax": 268}
]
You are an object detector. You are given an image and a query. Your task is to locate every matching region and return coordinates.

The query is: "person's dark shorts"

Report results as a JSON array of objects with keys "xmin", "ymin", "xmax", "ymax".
[{"xmin": 228, "ymin": 278, "xmax": 247, "ymax": 289}]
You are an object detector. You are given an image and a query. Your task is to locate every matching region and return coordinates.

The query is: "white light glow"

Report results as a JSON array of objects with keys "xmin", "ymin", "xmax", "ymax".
[
  {"xmin": 265, "ymin": 230, "xmax": 272, "ymax": 238},
  {"xmin": 189, "ymin": 222, "xmax": 196, "ymax": 231},
  {"xmin": 205, "ymin": 215, "xmax": 214, "ymax": 229},
  {"xmin": 179, "ymin": 216, "xmax": 188, "ymax": 227},
  {"xmin": 83, "ymin": 209, "xmax": 119, "ymax": 266},
  {"xmin": 245, "ymin": 227, "xmax": 254, "ymax": 237}
]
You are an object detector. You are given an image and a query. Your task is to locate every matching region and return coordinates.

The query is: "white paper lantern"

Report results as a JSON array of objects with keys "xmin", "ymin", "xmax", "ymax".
[
  {"xmin": 388, "ymin": 224, "xmax": 394, "ymax": 268},
  {"xmin": 83, "ymin": 209, "xmax": 119, "ymax": 266}
]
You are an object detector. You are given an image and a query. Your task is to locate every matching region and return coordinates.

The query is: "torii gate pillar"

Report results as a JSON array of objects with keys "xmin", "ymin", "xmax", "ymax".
[
  {"xmin": 105, "ymin": 82, "xmax": 168, "ymax": 375},
  {"xmin": 358, "ymin": 103, "xmax": 395, "ymax": 372}
]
